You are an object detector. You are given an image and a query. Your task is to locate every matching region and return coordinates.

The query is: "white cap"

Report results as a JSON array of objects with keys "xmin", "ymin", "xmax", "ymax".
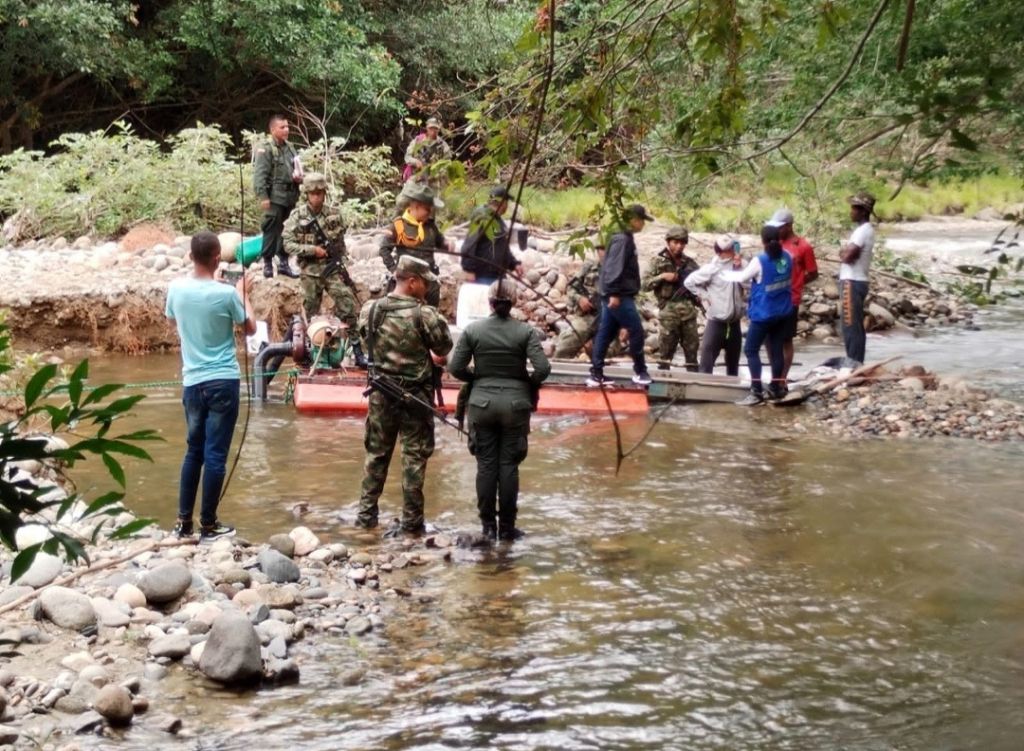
[
  {"xmin": 714, "ymin": 234, "xmax": 738, "ymax": 252},
  {"xmin": 766, "ymin": 208, "xmax": 795, "ymax": 227}
]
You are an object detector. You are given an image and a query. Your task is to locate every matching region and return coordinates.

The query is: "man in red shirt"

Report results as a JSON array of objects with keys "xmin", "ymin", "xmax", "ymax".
[{"xmin": 767, "ymin": 208, "xmax": 818, "ymax": 382}]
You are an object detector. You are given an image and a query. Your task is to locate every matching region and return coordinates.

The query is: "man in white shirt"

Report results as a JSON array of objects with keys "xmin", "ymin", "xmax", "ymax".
[{"xmin": 838, "ymin": 192, "xmax": 876, "ymax": 363}]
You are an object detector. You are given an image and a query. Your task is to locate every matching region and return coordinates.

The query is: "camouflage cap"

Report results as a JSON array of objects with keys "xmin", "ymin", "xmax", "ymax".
[
  {"xmin": 848, "ymin": 191, "xmax": 876, "ymax": 211},
  {"xmin": 302, "ymin": 172, "xmax": 328, "ymax": 192},
  {"xmin": 426, "ymin": 117, "xmax": 442, "ymax": 129},
  {"xmin": 395, "ymin": 254, "xmax": 438, "ymax": 283},
  {"xmin": 624, "ymin": 203, "xmax": 655, "ymax": 221},
  {"xmin": 487, "ymin": 279, "xmax": 518, "ymax": 303},
  {"xmin": 665, "ymin": 225, "xmax": 689, "ymax": 242},
  {"xmin": 403, "ymin": 182, "xmax": 445, "ymax": 209}
]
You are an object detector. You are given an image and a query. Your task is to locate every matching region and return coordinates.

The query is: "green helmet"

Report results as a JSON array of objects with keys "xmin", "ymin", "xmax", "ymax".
[
  {"xmin": 402, "ymin": 182, "xmax": 445, "ymax": 208},
  {"xmin": 302, "ymin": 172, "xmax": 328, "ymax": 192}
]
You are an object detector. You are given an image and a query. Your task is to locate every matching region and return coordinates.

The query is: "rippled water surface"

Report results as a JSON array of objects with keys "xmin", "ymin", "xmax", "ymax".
[{"xmin": 74, "ymin": 348, "xmax": 1024, "ymax": 751}]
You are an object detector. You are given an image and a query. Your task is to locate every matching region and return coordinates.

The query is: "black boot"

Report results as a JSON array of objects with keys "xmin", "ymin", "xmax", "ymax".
[
  {"xmin": 262, "ymin": 257, "xmax": 274, "ymax": 278},
  {"xmin": 481, "ymin": 521, "xmax": 497, "ymax": 541},
  {"xmin": 276, "ymin": 254, "xmax": 299, "ymax": 278},
  {"xmin": 350, "ymin": 339, "xmax": 368, "ymax": 369},
  {"xmin": 497, "ymin": 521, "xmax": 524, "ymax": 542},
  {"xmin": 766, "ymin": 382, "xmax": 788, "ymax": 401}
]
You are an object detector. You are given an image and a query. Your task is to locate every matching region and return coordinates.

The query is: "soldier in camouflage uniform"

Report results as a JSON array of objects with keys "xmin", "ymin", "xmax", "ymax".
[
  {"xmin": 356, "ymin": 256, "xmax": 453, "ymax": 535},
  {"xmin": 253, "ymin": 114, "xmax": 302, "ymax": 279},
  {"xmin": 643, "ymin": 225, "xmax": 701, "ymax": 371},
  {"xmin": 404, "ymin": 117, "xmax": 452, "ymax": 186},
  {"xmin": 553, "ymin": 255, "xmax": 601, "ymax": 359},
  {"xmin": 379, "ymin": 183, "xmax": 452, "ymax": 308},
  {"xmin": 283, "ymin": 172, "xmax": 367, "ymax": 367}
]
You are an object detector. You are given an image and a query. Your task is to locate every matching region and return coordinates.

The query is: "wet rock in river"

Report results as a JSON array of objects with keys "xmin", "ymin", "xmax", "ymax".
[
  {"xmin": 93, "ymin": 684, "xmax": 134, "ymax": 726},
  {"xmin": 148, "ymin": 633, "xmax": 191, "ymax": 660},
  {"xmin": 288, "ymin": 526, "xmax": 320, "ymax": 556},
  {"xmin": 199, "ymin": 612, "xmax": 262, "ymax": 686}
]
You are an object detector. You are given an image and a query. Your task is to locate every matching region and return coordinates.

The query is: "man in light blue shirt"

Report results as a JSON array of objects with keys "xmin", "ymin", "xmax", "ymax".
[{"xmin": 165, "ymin": 231, "xmax": 255, "ymax": 540}]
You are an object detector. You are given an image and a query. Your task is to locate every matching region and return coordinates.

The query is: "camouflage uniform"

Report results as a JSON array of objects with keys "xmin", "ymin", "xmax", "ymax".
[
  {"xmin": 404, "ymin": 135, "xmax": 452, "ymax": 187},
  {"xmin": 357, "ymin": 288, "xmax": 453, "ymax": 532},
  {"xmin": 253, "ymin": 138, "xmax": 301, "ymax": 264},
  {"xmin": 283, "ymin": 201, "xmax": 356, "ymax": 330},
  {"xmin": 644, "ymin": 248, "xmax": 701, "ymax": 369},
  {"xmin": 554, "ymin": 260, "xmax": 613, "ymax": 359},
  {"xmin": 378, "ymin": 216, "xmax": 446, "ymax": 308}
]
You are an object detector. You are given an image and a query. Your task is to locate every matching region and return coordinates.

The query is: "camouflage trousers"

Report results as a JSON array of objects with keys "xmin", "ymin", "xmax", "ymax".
[
  {"xmin": 552, "ymin": 312, "xmax": 626, "ymax": 359},
  {"xmin": 300, "ymin": 271, "xmax": 357, "ymax": 332},
  {"xmin": 658, "ymin": 301, "xmax": 699, "ymax": 369},
  {"xmin": 357, "ymin": 387, "xmax": 435, "ymax": 532}
]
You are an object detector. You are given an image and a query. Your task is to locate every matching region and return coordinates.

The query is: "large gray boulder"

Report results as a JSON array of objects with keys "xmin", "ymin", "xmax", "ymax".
[
  {"xmin": 138, "ymin": 563, "xmax": 192, "ymax": 604},
  {"xmin": 257, "ymin": 550, "xmax": 300, "ymax": 584},
  {"xmin": 39, "ymin": 587, "xmax": 96, "ymax": 631},
  {"xmin": 199, "ymin": 612, "xmax": 262, "ymax": 686},
  {"xmin": 18, "ymin": 552, "xmax": 63, "ymax": 588}
]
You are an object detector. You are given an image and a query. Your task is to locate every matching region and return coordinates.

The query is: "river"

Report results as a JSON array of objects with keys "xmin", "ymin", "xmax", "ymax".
[{"xmin": 70, "ymin": 221, "xmax": 1024, "ymax": 750}]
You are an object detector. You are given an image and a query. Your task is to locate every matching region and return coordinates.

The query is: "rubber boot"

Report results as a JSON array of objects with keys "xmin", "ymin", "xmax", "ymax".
[
  {"xmin": 262, "ymin": 257, "xmax": 274, "ymax": 278},
  {"xmin": 350, "ymin": 339, "xmax": 368, "ymax": 369},
  {"xmin": 481, "ymin": 521, "xmax": 497, "ymax": 541},
  {"xmin": 276, "ymin": 253, "xmax": 299, "ymax": 278},
  {"xmin": 498, "ymin": 519, "xmax": 524, "ymax": 542}
]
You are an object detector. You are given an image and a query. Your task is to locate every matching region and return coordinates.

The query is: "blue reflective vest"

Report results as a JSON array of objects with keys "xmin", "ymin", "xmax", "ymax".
[{"xmin": 748, "ymin": 251, "xmax": 794, "ymax": 322}]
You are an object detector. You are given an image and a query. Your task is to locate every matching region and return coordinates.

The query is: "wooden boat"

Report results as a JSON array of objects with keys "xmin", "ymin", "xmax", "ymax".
[{"xmin": 291, "ymin": 360, "xmax": 746, "ymax": 415}]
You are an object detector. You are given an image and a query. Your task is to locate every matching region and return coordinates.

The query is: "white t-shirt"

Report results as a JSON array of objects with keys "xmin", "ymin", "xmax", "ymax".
[{"xmin": 839, "ymin": 222, "xmax": 875, "ymax": 282}]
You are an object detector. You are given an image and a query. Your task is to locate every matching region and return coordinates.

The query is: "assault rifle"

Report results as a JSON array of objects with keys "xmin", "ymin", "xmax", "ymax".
[
  {"xmin": 306, "ymin": 216, "xmax": 356, "ymax": 290},
  {"xmin": 568, "ymin": 274, "xmax": 600, "ymax": 311}
]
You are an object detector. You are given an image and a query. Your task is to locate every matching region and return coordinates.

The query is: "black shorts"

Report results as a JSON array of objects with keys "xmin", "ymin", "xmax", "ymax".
[{"xmin": 782, "ymin": 306, "xmax": 799, "ymax": 341}]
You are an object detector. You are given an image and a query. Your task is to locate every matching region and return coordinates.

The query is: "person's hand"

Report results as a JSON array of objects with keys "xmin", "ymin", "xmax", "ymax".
[
  {"xmin": 260, "ymin": 199, "xmax": 271, "ymax": 211},
  {"xmin": 661, "ymin": 272, "xmax": 678, "ymax": 282},
  {"xmin": 431, "ymin": 353, "xmax": 447, "ymax": 366},
  {"xmin": 314, "ymin": 246, "xmax": 328, "ymax": 259},
  {"xmin": 618, "ymin": 329, "xmax": 629, "ymax": 345},
  {"xmin": 513, "ymin": 264, "xmax": 524, "ymax": 278},
  {"xmin": 608, "ymin": 295, "xmax": 621, "ymax": 309},
  {"xmin": 578, "ymin": 297, "xmax": 594, "ymax": 314},
  {"xmin": 235, "ymin": 274, "xmax": 253, "ymax": 296}
]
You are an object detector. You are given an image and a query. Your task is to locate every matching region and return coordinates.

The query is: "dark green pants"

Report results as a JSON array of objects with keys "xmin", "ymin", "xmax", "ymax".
[
  {"xmin": 260, "ymin": 203, "xmax": 293, "ymax": 262},
  {"xmin": 468, "ymin": 389, "xmax": 531, "ymax": 534}
]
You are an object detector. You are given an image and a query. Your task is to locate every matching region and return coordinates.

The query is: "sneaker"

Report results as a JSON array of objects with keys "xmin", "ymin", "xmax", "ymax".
[
  {"xmin": 736, "ymin": 389, "xmax": 765, "ymax": 407},
  {"xmin": 586, "ymin": 375, "xmax": 614, "ymax": 388},
  {"xmin": 632, "ymin": 372, "xmax": 653, "ymax": 386},
  {"xmin": 199, "ymin": 521, "xmax": 235, "ymax": 541},
  {"xmin": 172, "ymin": 518, "xmax": 194, "ymax": 539},
  {"xmin": 766, "ymin": 383, "xmax": 788, "ymax": 401}
]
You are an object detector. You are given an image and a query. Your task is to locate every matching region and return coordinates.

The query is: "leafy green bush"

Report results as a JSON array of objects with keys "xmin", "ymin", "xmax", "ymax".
[
  {"xmin": 0, "ymin": 123, "xmax": 397, "ymax": 243},
  {"xmin": 0, "ymin": 324, "xmax": 159, "ymax": 581}
]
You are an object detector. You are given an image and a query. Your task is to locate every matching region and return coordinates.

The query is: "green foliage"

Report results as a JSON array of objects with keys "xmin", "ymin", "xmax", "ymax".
[
  {"xmin": 0, "ymin": 123, "xmax": 397, "ymax": 241},
  {"xmin": 0, "ymin": 325, "xmax": 160, "ymax": 581}
]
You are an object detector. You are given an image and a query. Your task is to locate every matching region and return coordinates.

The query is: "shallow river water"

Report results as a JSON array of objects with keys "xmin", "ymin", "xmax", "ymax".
[{"xmin": 69, "ymin": 221, "xmax": 1024, "ymax": 750}]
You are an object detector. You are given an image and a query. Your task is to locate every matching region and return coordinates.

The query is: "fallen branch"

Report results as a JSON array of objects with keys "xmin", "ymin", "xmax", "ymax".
[
  {"xmin": 0, "ymin": 537, "xmax": 197, "ymax": 616},
  {"xmin": 817, "ymin": 255, "xmax": 936, "ymax": 291}
]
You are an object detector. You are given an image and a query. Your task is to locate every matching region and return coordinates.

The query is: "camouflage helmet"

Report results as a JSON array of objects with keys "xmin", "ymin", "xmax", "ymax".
[
  {"xmin": 395, "ymin": 254, "xmax": 438, "ymax": 283},
  {"xmin": 848, "ymin": 191, "xmax": 876, "ymax": 211},
  {"xmin": 665, "ymin": 225, "xmax": 689, "ymax": 242},
  {"xmin": 302, "ymin": 172, "xmax": 328, "ymax": 192},
  {"xmin": 425, "ymin": 117, "xmax": 442, "ymax": 130},
  {"xmin": 488, "ymin": 279, "xmax": 518, "ymax": 304}
]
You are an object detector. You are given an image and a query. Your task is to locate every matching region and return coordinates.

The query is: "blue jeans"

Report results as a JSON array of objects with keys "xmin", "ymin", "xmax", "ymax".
[
  {"xmin": 178, "ymin": 379, "xmax": 240, "ymax": 526},
  {"xmin": 744, "ymin": 318, "xmax": 786, "ymax": 390},
  {"xmin": 591, "ymin": 296, "xmax": 648, "ymax": 377}
]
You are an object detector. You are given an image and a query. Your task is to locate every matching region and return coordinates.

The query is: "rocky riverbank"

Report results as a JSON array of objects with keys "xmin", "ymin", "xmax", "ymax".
[
  {"xmin": 0, "ymin": 220, "xmax": 980, "ymax": 356},
  {"xmin": 786, "ymin": 363, "xmax": 1024, "ymax": 442},
  {"xmin": 0, "ymin": 460, "xmax": 474, "ymax": 747}
]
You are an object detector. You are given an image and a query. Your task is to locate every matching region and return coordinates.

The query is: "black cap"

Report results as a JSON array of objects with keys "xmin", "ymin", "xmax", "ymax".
[
  {"xmin": 624, "ymin": 203, "xmax": 655, "ymax": 221},
  {"xmin": 490, "ymin": 185, "xmax": 512, "ymax": 201}
]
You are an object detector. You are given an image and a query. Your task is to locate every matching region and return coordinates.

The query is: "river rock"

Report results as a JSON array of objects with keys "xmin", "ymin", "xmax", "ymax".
[
  {"xmin": 257, "ymin": 550, "xmax": 300, "ymax": 583},
  {"xmin": 153, "ymin": 256, "xmax": 170, "ymax": 272},
  {"xmin": 899, "ymin": 377, "xmax": 926, "ymax": 393},
  {"xmin": 259, "ymin": 583, "xmax": 301, "ymax": 609},
  {"xmin": 345, "ymin": 615, "xmax": 373, "ymax": 636},
  {"xmin": 143, "ymin": 663, "xmax": 168, "ymax": 682},
  {"xmin": 255, "ymin": 619, "xmax": 291, "ymax": 644},
  {"xmin": 91, "ymin": 597, "xmax": 131, "ymax": 627},
  {"xmin": 308, "ymin": 548, "xmax": 334, "ymax": 564},
  {"xmin": 288, "ymin": 526, "xmax": 320, "ymax": 556},
  {"xmin": 18, "ymin": 551, "xmax": 63, "ymax": 588},
  {"xmin": 148, "ymin": 633, "xmax": 192, "ymax": 660},
  {"xmin": 114, "ymin": 583, "xmax": 146, "ymax": 608},
  {"xmin": 138, "ymin": 563, "xmax": 192, "ymax": 604},
  {"xmin": 199, "ymin": 612, "xmax": 263, "ymax": 686},
  {"xmin": 79, "ymin": 664, "xmax": 111, "ymax": 687},
  {"xmin": 868, "ymin": 302, "xmax": 895, "ymax": 328},
  {"xmin": 0, "ymin": 585, "xmax": 32, "ymax": 607},
  {"xmin": 93, "ymin": 684, "xmax": 134, "ymax": 726},
  {"xmin": 39, "ymin": 586, "xmax": 96, "ymax": 631},
  {"xmin": 71, "ymin": 710, "xmax": 105, "ymax": 735},
  {"xmin": 220, "ymin": 568, "xmax": 251, "ymax": 587},
  {"xmin": 267, "ymin": 534, "xmax": 295, "ymax": 557},
  {"xmin": 263, "ymin": 657, "xmax": 300, "ymax": 685}
]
